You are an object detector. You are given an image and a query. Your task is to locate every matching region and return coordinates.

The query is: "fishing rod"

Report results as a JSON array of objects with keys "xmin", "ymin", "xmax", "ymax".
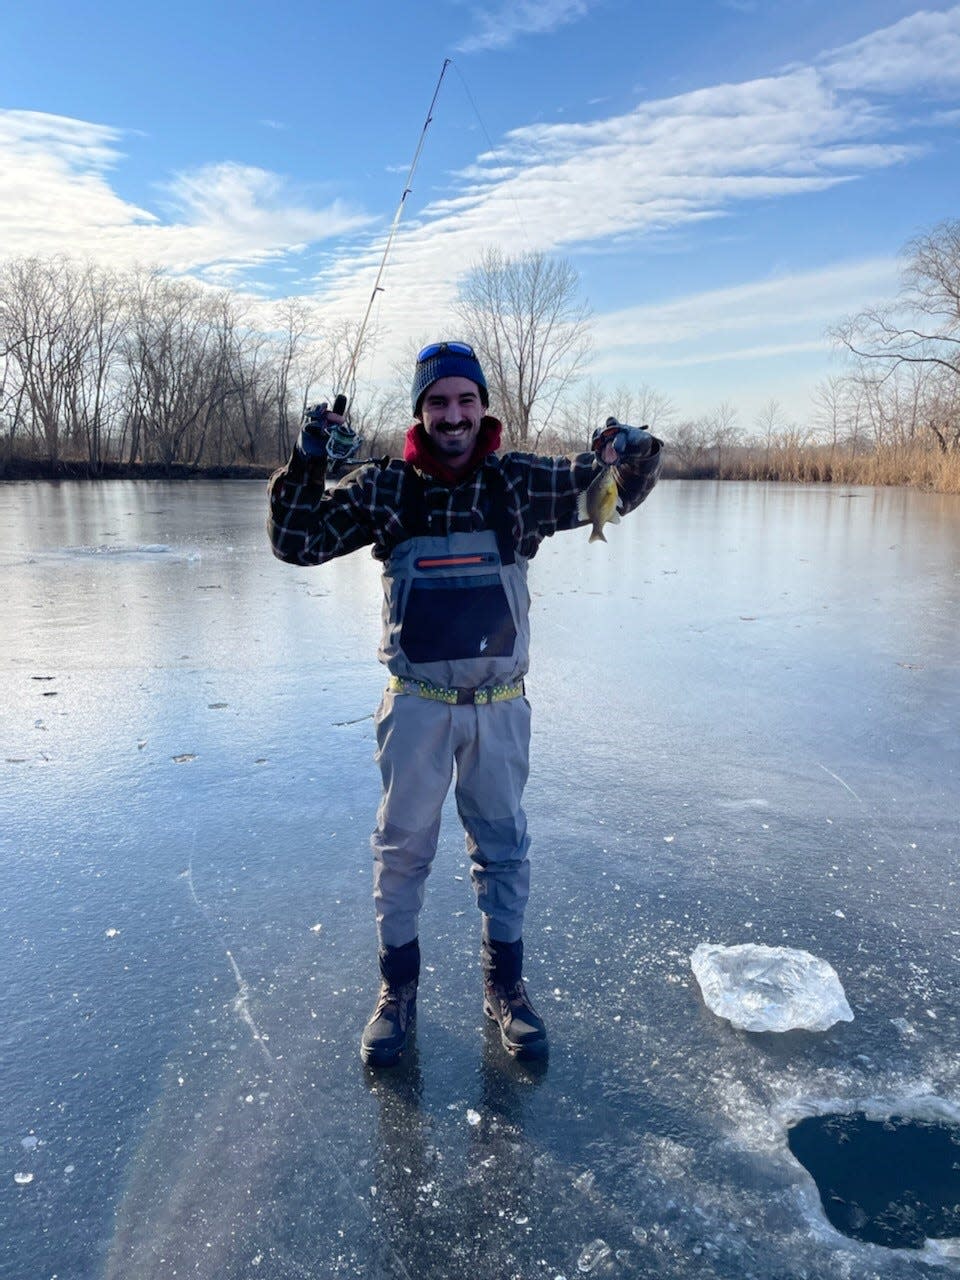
[{"xmin": 330, "ymin": 57, "xmax": 452, "ymax": 423}]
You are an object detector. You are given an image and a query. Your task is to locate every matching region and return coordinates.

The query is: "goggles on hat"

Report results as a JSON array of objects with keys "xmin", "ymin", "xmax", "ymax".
[{"xmin": 416, "ymin": 340, "xmax": 476, "ymax": 363}]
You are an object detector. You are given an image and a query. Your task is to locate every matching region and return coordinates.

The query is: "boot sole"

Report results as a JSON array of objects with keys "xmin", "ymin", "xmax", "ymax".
[
  {"xmin": 360, "ymin": 1016, "xmax": 415, "ymax": 1068},
  {"xmin": 483, "ymin": 1001, "xmax": 548, "ymax": 1061},
  {"xmin": 360, "ymin": 1042, "xmax": 404, "ymax": 1068}
]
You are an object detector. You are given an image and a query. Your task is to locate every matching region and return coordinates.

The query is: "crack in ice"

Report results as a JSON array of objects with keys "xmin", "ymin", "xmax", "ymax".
[
  {"xmin": 183, "ymin": 841, "xmax": 417, "ymax": 1280},
  {"xmin": 817, "ymin": 763, "xmax": 862, "ymax": 803}
]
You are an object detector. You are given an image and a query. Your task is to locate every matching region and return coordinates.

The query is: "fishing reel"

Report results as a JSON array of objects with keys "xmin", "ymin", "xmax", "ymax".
[
  {"xmin": 299, "ymin": 394, "xmax": 360, "ymax": 473},
  {"xmin": 325, "ymin": 420, "xmax": 361, "ymax": 465},
  {"xmin": 323, "ymin": 394, "xmax": 362, "ymax": 469}
]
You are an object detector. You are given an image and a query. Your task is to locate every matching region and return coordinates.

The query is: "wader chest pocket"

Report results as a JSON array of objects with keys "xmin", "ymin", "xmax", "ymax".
[{"xmin": 400, "ymin": 574, "xmax": 517, "ymax": 663}]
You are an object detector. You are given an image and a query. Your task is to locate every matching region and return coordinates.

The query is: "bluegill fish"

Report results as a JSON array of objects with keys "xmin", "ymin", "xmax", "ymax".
[{"xmin": 577, "ymin": 465, "xmax": 621, "ymax": 543}]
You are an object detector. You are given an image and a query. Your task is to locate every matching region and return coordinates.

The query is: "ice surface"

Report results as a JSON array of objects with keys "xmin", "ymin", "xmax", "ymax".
[
  {"xmin": 691, "ymin": 942, "xmax": 855, "ymax": 1032},
  {"xmin": 4, "ymin": 480, "xmax": 960, "ymax": 1280}
]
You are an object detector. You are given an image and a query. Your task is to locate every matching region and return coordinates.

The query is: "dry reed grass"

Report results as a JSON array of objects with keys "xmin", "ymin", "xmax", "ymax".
[{"xmin": 698, "ymin": 441, "xmax": 960, "ymax": 494}]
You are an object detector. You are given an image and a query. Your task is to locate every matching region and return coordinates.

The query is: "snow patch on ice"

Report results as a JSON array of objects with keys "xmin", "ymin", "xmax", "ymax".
[
  {"xmin": 56, "ymin": 543, "xmax": 203, "ymax": 562},
  {"xmin": 66, "ymin": 543, "xmax": 172, "ymax": 555}
]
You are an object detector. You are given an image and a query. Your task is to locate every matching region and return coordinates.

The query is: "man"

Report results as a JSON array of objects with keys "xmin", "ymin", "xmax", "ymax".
[{"xmin": 268, "ymin": 341, "xmax": 661, "ymax": 1068}]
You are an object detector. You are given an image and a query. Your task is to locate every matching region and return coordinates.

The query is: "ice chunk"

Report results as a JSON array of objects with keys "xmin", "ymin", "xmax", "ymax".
[
  {"xmin": 690, "ymin": 942, "xmax": 854, "ymax": 1032},
  {"xmin": 576, "ymin": 1239, "xmax": 611, "ymax": 1272}
]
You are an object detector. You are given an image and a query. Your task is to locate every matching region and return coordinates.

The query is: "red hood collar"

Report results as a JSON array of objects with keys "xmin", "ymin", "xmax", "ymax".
[{"xmin": 404, "ymin": 416, "xmax": 502, "ymax": 484}]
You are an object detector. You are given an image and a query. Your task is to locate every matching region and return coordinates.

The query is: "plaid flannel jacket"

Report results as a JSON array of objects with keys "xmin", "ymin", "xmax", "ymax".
[{"xmin": 268, "ymin": 443, "xmax": 661, "ymax": 567}]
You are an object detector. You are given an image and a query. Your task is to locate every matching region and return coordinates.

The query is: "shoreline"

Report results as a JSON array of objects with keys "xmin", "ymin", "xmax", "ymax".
[
  {"xmin": 3, "ymin": 456, "xmax": 958, "ymax": 494},
  {"xmin": 0, "ymin": 458, "xmax": 277, "ymax": 482}
]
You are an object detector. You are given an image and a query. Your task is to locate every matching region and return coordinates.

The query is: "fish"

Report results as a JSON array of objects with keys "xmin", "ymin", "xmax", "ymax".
[{"xmin": 577, "ymin": 465, "xmax": 621, "ymax": 543}]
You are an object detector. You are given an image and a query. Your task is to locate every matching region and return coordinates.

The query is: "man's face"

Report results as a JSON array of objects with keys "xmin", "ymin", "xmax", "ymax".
[{"xmin": 420, "ymin": 376, "xmax": 484, "ymax": 473}]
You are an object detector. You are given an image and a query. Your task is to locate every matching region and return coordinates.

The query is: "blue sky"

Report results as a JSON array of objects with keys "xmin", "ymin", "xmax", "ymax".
[{"xmin": 2, "ymin": 0, "xmax": 959, "ymax": 427}]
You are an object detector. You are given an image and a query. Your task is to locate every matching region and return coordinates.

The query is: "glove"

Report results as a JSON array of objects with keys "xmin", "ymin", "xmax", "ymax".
[
  {"xmin": 592, "ymin": 416, "xmax": 654, "ymax": 463},
  {"xmin": 296, "ymin": 402, "xmax": 332, "ymax": 460}
]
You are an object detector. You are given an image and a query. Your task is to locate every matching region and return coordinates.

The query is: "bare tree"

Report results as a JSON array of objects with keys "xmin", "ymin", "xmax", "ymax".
[
  {"xmin": 0, "ymin": 256, "xmax": 85, "ymax": 462},
  {"xmin": 271, "ymin": 297, "xmax": 314, "ymax": 461},
  {"xmin": 69, "ymin": 264, "xmax": 127, "ymax": 471},
  {"xmin": 607, "ymin": 382, "xmax": 676, "ymax": 436},
  {"xmin": 812, "ymin": 376, "xmax": 848, "ymax": 454},
  {"xmin": 351, "ymin": 388, "xmax": 408, "ymax": 459},
  {"xmin": 0, "ymin": 346, "xmax": 28, "ymax": 462},
  {"xmin": 455, "ymin": 248, "xmax": 592, "ymax": 448},
  {"xmin": 837, "ymin": 219, "xmax": 960, "ymax": 452},
  {"xmin": 754, "ymin": 399, "xmax": 787, "ymax": 470},
  {"xmin": 549, "ymin": 378, "xmax": 607, "ymax": 452},
  {"xmin": 704, "ymin": 401, "xmax": 740, "ymax": 478},
  {"xmin": 667, "ymin": 419, "xmax": 711, "ymax": 473},
  {"xmin": 122, "ymin": 271, "xmax": 236, "ymax": 468}
]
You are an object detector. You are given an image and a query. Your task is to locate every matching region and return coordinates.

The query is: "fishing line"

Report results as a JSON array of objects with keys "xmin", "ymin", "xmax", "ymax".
[
  {"xmin": 339, "ymin": 57, "xmax": 452, "ymax": 411},
  {"xmin": 336, "ymin": 56, "xmax": 535, "ymax": 414},
  {"xmin": 447, "ymin": 59, "xmax": 536, "ymax": 256}
]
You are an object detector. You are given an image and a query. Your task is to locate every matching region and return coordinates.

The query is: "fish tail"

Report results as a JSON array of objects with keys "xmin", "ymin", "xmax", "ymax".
[{"xmin": 589, "ymin": 527, "xmax": 607, "ymax": 544}]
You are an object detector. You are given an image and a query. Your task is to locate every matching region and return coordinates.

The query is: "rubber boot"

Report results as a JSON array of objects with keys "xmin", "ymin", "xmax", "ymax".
[
  {"xmin": 482, "ymin": 935, "xmax": 548, "ymax": 1061},
  {"xmin": 361, "ymin": 938, "xmax": 419, "ymax": 1068}
]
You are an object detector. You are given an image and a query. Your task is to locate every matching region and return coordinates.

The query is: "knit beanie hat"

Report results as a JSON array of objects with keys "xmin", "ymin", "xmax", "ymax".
[{"xmin": 411, "ymin": 342, "xmax": 489, "ymax": 418}]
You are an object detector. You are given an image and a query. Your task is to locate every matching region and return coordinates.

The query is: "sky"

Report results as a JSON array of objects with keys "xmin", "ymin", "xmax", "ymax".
[{"xmin": 2, "ymin": 0, "xmax": 960, "ymax": 429}]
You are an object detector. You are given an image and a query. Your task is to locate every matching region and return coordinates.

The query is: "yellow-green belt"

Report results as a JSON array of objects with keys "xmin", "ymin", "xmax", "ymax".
[{"xmin": 387, "ymin": 675, "xmax": 525, "ymax": 706}]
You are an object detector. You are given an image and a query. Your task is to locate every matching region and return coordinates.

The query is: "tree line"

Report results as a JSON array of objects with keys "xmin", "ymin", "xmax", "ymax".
[
  {"xmin": 658, "ymin": 220, "xmax": 960, "ymax": 491},
  {"xmin": 2, "ymin": 221, "xmax": 959, "ymax": 490},
  {"xmin": 0, "ymin": 256, "xmax": 410, "ymax": 473}
]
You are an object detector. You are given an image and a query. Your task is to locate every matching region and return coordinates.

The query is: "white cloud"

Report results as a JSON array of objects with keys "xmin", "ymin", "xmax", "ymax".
[
  {"xmin": 456, "ymin": 0, "xmax": 591, "ymax": 53},
  {"xmin": 159, "ymin": 163, "xmax": 366, "ymax": 265},
  {"xmin": 0, "ymin": 110, "xmax": 372, "ymax": 275},
  {"xmin": 1, "ymin": 4, "xmax": 956, "ymax": 405},
  {"xmin": 629, "ymin": 338, "xmax": 832, "ymax": 369},
  {"xmin": 822, "ymin": 4, "xmax": 960, "ymax": 93},
  {"xmin": 590, "ymin": 258, "xmax": 900, "ymax": 355},
  {"xmin": 0, "ymin": 110, "xmax": 159, "ymax": 259},
  {"xmin": 308, "ymin": 66, "xmax": 916, "ymax": 364},
  {"xmin": 0, "ymin": 109, "xmax": 125, "ymax": 171},
  {"xmin": 580, "ymin": 258, "xmax": 900, "ymax": 421}
]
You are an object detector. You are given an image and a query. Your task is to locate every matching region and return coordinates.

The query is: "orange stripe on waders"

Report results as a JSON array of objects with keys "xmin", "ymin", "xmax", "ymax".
[{"xmin": 415, "ymin": 554, "xmax": 489, "ymax": 568}]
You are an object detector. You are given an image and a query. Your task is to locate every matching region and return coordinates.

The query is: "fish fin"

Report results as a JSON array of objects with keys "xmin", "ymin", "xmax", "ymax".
[
  {"xmin": 608, "ymin": 510, "xmax": 621, "ymax": 524},
  {"xmin": 589, "ymin": 527, "xmax": 607, "ymax": 544},
  {"xmin": 576, "ymin": 490, "xmax": 589, "ymax": 522}
]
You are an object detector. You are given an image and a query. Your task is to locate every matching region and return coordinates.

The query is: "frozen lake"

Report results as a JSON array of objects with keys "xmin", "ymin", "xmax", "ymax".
[{"xmin": 2, "ymin": 477, "xmax": 958, "ymax": 1279}]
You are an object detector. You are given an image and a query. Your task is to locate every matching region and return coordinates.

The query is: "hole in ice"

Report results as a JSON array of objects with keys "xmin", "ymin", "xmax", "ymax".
[{"xmin": 788, "ymin": 1112, "xmax": 960, "ymax": 1250}]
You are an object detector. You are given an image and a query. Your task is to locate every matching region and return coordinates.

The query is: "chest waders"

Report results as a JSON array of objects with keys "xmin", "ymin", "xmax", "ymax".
[
  {"xmin": 370, "ymin": 466, "xmax": 533, "ymax": 950},
  {"xmin": 377, "ymin": 466, "xmax": 531, "ymax": 687}
]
